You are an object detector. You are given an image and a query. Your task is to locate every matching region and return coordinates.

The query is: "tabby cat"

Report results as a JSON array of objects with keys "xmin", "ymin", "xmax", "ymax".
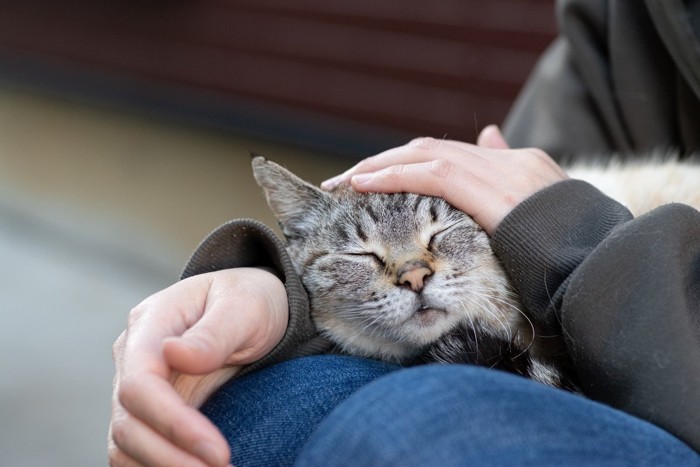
[{"xmin": 251, "ymin": 155, "xmax": 699, "ymax": 390}]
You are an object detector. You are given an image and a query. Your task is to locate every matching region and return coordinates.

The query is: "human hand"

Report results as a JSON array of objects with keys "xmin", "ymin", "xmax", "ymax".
[
  {"xmin": 109, "ymin": 268, "xmax": 288, "ymax": 467},
  {"xmin": 322, "ymin": 125, "xmax": 568, "ymax": 235}
]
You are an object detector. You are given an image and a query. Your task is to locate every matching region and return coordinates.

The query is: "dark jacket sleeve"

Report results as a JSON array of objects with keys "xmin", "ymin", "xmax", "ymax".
[
  {"xmin": 492, "ymin": 180, "xmax": 700, "ymax": 452},
  {"xmin": 503, "ymin": 0, "xmax": 700, "ymax": 159},
  {"xmin": 181, "ymin": 219, "xmax": 331, "ymax": 375}
]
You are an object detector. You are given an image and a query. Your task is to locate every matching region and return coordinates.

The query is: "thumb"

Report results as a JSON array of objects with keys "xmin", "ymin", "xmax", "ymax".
[
  {"xmin": 163, "ymin": 268, "xmax": 289, "ymax": 374},
  {"xmin": 161, "ymin": 296, "xmax": 256, "ymax": 374},
  {"xmin": 163, "ymin": 310, "xmax": 268, "ymax": 374},
  {"xmin": 350, "ymin": 162, "xmax": 436, "ymax": 194},
  {"xmin": 162, "ymin": 332, "xmax": 230, "ymax": 375},
  {"xmin": 477, "ymin": 125, "xmax": 510, "ymax": 149}
]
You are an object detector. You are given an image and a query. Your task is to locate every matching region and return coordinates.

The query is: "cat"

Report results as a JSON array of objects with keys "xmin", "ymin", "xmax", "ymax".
[
  {"xmin": 566, "ymin": 156, "xmax": 700, "ymax": 216},
  {"xmin": 251, "ymin": 155, "xmax": 699, "ymax": 391}
]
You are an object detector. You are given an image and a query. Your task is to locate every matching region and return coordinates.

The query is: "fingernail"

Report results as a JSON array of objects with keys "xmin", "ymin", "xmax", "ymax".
[
  {"xmin": 320, "ymin": 175, "xmax": 343, "ymax": 190},
  {"xmin": 351, "ymin": 173, "xmax": 373, "ymax": 186}
]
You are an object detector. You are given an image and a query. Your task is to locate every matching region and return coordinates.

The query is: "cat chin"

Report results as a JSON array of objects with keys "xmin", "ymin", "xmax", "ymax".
[
  {"xmin": 400, "ymin": 312, "xmax": 462, "ymax": 347},
  {"xmin": 411, "ymin": 307, "xmax": 446, "ymax": 327},
  {"xmin": 319, "ymin": 313, "xmax": 459, "ymax": 363},
  {"xmin": 329, "ymin": 332, "xmax": 419, "ymax": 363}
]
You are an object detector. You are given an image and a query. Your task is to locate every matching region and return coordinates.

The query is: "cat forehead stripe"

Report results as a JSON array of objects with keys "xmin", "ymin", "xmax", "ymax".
[
  {"xmin": 412, "ymin": 195, "xmax": 423, "ymax": 213},
  {"xmin": 364, "ymin": 205, "xmax": 379, "ymax": 223},
  {"xmin": 355, "ymin": 223, "xmax": 368, "ymax": 242},
  {"xmin": 429, "ymin": 202, "xmax": 440, "ymax": 222}
]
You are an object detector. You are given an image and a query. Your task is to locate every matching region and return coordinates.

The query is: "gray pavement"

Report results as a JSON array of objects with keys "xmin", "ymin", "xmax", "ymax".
[
  {"xmin": 0, "ymin": 86, "xmax": 349, "ymax": 466},
  {"xmin": 0, "ymin": 188, "xmax": 176, "ymax": 466}
]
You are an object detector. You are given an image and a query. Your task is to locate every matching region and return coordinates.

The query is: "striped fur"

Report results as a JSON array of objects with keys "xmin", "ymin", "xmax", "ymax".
[{"xmin": 252, "ymin": 157, "xmax": 575, "ymax": 389}]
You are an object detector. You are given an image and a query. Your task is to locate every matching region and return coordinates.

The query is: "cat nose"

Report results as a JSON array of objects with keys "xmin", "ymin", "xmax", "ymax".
[{"xmin": 397, "ymin": 260, "xmax": 433, "ymax": 292}]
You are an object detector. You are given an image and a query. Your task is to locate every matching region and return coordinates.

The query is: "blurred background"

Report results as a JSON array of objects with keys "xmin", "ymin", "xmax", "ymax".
[{"xmin": 0, "ymin": 1, "xmax": 555, "ymax": 465}]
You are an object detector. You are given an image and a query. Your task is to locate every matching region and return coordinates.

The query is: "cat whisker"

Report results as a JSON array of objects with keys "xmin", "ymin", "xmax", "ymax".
[
  {"xmin": 456, "ymin": 292, "xmax": 536, "ymax": 368},
  {"xmin": 466, "ymin": 313, "xmax": 479, "ymax": 359},
  {"xmin": 336, "ymin": 308, "xmax": 412, "ymax": 354},
  {"xmin": 472, "ymin": 290, "xmax": 536, "ymax": 358},
  {"xmin": 458, "ymin": 290, "xmax": 514, "ymax": 343},
  {"xmin": 257, "ymin": 156, "xmax": 635, "ymax": 391},
  {"xmin": 474, "ymin": 291, "xmax": 537, "ymax": 357}
]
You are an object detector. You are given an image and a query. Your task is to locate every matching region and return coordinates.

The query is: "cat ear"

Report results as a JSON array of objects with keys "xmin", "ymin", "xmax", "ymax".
[{"xmin": 251, "ymin": 155, "xmax": 330, "ymax": 238}]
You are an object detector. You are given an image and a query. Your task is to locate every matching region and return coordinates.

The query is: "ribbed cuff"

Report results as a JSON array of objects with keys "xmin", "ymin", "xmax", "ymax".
[
  {"xmin": 491, "ymin": 180, "xmax": 633, "ymax": 329},
  {"xmin": 181, "ymin": 219, "xmax": 319, "ymax": 375}
]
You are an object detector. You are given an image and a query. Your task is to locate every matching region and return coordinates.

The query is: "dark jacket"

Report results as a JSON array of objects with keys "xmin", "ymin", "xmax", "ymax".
[
  {"xmin": 181, "ymin": 0, "xmax": 700, "ymax": 453},
  {"xmin": 504, "ymin": 0, "xmax": 700, "ymax": 160}
]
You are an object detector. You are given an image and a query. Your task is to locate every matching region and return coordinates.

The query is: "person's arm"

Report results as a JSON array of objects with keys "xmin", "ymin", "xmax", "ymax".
[
  {"xmin": 180, "ymin": 219, "xmax": 326, "ymax": 375},
  {"xmin": 503, "ymin": 0, "xmax": 690, "ymax": 159},
  {"xmin": 109, "ymin": 220, "xmax": 327, "ymax": 466},
  {"xmin": 502, "ymin": 26, "xmax": 631, "ymax": 158},
  {"xmin": 109, "ymin": 267, "xmax": 288, "ymax": 467},
  {"xmin": 491, "ymin": 179, "xmax": 633, "ymax": 332},
  {"xmin": 492, "ymin": 182, "xmax": 700, "ymax": 452},
  {"xmin": 321, "ymin": 126, "xmax": 567, "ymax": 236},
  {"xmin": 326, "ymin": 126, "xmax": 700, "ymax": 452}
]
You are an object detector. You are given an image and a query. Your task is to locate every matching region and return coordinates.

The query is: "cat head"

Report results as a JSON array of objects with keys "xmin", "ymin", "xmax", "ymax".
[{"xmin": 252, "ymin": 156, "xmax": 520, "ymax": 362}]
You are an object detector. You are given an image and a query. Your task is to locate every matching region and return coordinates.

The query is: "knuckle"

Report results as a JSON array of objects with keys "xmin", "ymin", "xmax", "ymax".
[
  {"xmin": 126, "ymin": 303, "xmax": 147, "ymax": 328},
  {"xmin": 117, "ymin": 377, "xmax": 141, "ymax": 409},
  {"xmin": 107, "ymin": 448, "xmax": 126, "ymax": 467},
  {"xmin": 523, "ymin": 147, "xmax": 550, "ymax": 162},
  {"xmin": 387, "ymin": 164, "xmax": 406, "ymax": 176},
  {"xmin": 188, "ymin": 325, "xmax": 221, "ymax": 352},
  {"xmin": 384, "ymin": 164, "xmax": 407, "ymax": 183},
  {"xmin": 110, "ymin": 418, "xmax": 130, "ymax": 451},
  {"xmin": 354, "ymin": 154, "xmax": 380, "ymax": 171},
  {"xmin": 165, "ymin": 417, "xmax": 191, "ymax": 444},
  {"xmin": 428, "ymin": 159, "xmax": 456, "ymax": 181},
  {"xmin": 112, "ymin": 331, "xmax": 126, "ymax": 362},
  {"xmin": 409, "ymin": 136, "xmax": 441, "ymax": 151}
]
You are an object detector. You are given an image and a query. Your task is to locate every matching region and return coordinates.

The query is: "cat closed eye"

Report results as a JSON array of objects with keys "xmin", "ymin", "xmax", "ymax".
[
  {"xmin": 427, "ymin": 228, "xmax": 450, "ymax": 251},
  {"xmin": 427, "ymin": 234, "xmax": 439, "ymax": 252},
  {"xmin": 427, "ymin": 223, "xmax": 463, "ymax": 251},
  {"xmin": 347, "ymin": 252, "xmax": 386, "ymax": 266}
]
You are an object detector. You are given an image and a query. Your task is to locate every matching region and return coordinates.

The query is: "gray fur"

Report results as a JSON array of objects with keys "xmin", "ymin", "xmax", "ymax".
[{"xmin": 253, "ymin": 156, "xmax": 573, "ymax": 389}]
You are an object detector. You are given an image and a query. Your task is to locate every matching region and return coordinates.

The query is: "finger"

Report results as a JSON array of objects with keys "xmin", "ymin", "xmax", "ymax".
[
  {"xmin": 321, "ymin": 137, "xmax": 484, "ymax": 190},
  {"xmin": 116, "ymin": 277, "xmax": 231, "ymax": 466},
  {"xmin": 350, "ymin": 159, "xmax": 488, "ymax": 211},
  {"xmin": 477, "ymin": 125, "xmax": 510, "ymax": 149},
  {"xmin": 110, "ymin": 407, "xmax": 214, "ymax": 467},
  {"xmin": 164, "ymin": 268, "xmax": 288, "ymax": 374},
  {"xmin": 349, "ymin": 160, "xmax": 447, "ymax": 196},
  {"xmin": 108, "ymin": 444, "xmax": 141, "ymax": 467},
  {"xmin": 169, "ymin": 367, "xmax": 241, "ymax": 408},
  {"xmin": 116, "ymin": 372, "xmax": 230, "ymax": 466},
  {"xmin": 348, "ymin": 159, "xmax": 508, "ymax": 234},
  {"xmin": 320, "ymin": 142, "xmax": 436, "ymax": 190}
]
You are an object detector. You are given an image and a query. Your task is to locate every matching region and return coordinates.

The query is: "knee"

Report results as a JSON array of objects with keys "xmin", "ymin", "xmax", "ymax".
[{"xmin": 296, "ymin": 365, "xmax": 700, "ymax": 466}]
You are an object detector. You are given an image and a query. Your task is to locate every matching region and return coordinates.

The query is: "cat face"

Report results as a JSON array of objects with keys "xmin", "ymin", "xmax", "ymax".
[{"xmin": 253, "ymin": 157, "xmax": 521, "ymax": 362}]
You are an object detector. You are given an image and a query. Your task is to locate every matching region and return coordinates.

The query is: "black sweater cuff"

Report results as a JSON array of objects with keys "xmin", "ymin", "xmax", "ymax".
[
  {"xmin": 490, "ymin": 179, "xmax": 633, "ymax": 330},
  {"xmin": 181, "ymin": 219, "xmax": 320, "ymax": 375}
]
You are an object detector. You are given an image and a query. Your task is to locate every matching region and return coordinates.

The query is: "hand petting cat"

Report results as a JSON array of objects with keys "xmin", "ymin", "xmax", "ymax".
[
  {"xmin": 108, "ymin": 127, "xmax": 567, "ymax": 467},
  {"xmin": 322, "ymin": 125, "xmax": 568, "ymax": 235},
  {"xmin": 109, "ymin": 268, "xmax": 287, "ymax": 467}
]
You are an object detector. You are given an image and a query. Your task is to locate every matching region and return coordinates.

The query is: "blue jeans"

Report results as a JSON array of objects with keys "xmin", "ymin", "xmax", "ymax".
[{"xmin": 201, "ymin": 356, "xmax": 699, "ymax": 466}]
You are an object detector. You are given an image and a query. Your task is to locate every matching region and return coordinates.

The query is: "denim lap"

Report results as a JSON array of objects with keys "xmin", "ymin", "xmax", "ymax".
[
  {"xmin": 201, "ymin": 356, "xmax": 700, "ymax": 466},
  {"xmin": 296, "ymin": 364, "xmax": 700, "ymax": 466},
  {"xmin": 200, "ymin": 355, "xmax": 399, "ymax": 467}
]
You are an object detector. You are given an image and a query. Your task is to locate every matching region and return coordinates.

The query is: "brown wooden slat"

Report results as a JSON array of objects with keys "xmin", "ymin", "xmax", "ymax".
[
  {"xmin": 227, "ymin": 0, "xmax": 556, "ymax": 36},
  {"xmin": 0, "ymin": 19, "xmax": 511, "ymax": 136},
  {"xmin": 0, "ymin": 4, "xmax": 544, "ymax": 90},
  {"xmin": 0, "ymin": 0, "xmax": 556, "ymax": 150}
]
